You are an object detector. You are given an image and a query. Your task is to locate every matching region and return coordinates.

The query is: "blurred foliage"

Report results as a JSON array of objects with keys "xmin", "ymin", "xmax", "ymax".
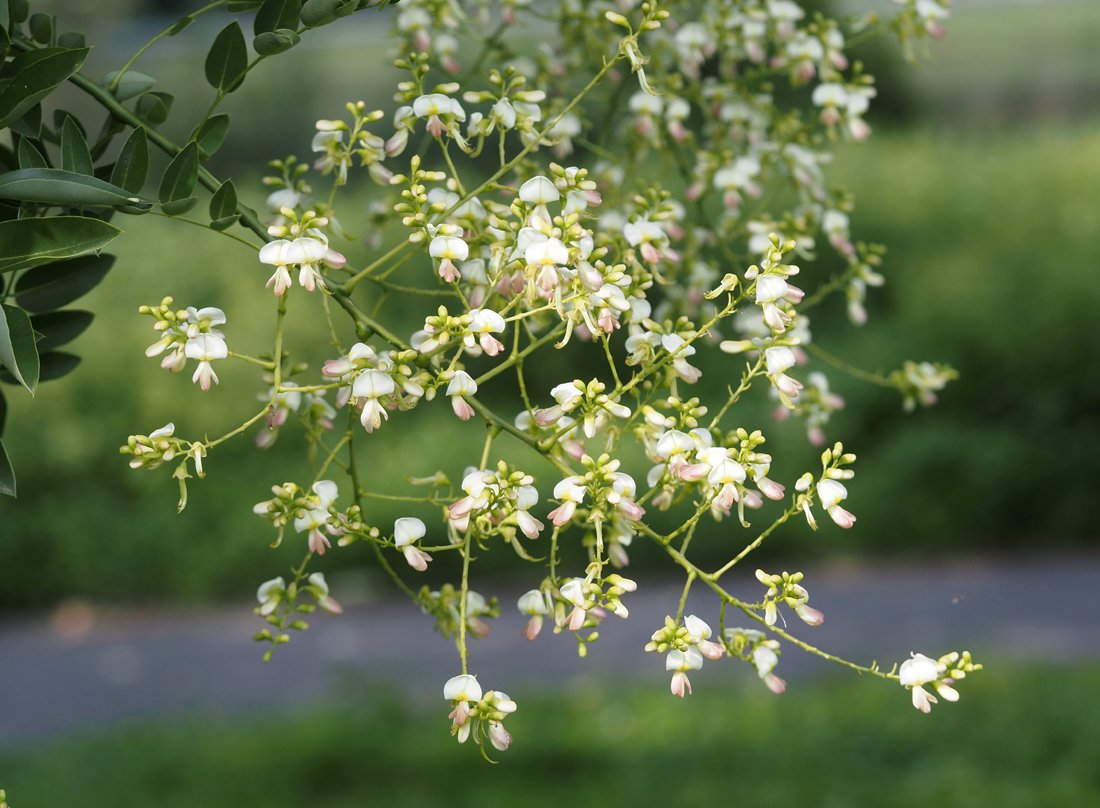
[{"xmin": 1, "ymin": 662, "xmax": 1097, "ymax": 806}]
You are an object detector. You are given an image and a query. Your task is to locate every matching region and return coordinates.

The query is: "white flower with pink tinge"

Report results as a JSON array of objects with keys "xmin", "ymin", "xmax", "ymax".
[
  {"xmin": 899, "ymin": 653, "xmax": 957, "ymax": 713},
  {"xmin": 816, "ymin": 478, "xmax": 856, "ymax": 528},
  {"xmin": 184, "ymin": 332, "xmax": 227, "ymax": 391},
  {"xmin": 445, "ymin": 370, "xmax": 478, "ymax": 420},
  {"xmin": 393, "ymin": 516, "xmax": 432, "ymax": 571},
  {"xmin": 517, "ymin": 589, "xmax": 550, "ymax": 640},
  {"xmin": 547, "ymin": 477, "xmax": 586, "ymax": 527},
  {"xmin": 429, "ymin": 234, "xmax": 468, "ymax": 283},
  {"xmin": 466, "ymin": 308, "xmax": 506, "ymax": 357},
  {"xmin": 443, "ymin": 674, "xmax": 482, "ymax": 742},
  {"xmin": 352, "ymin": 368, "xmax": 395, "ymax": 432},
  {"xmin": 294, "ymin": 480, "xmax": 339, "ymax": 555},
  {"xmin": 666, "ymin": 647, "xmax": 703, "ymax": 698}
]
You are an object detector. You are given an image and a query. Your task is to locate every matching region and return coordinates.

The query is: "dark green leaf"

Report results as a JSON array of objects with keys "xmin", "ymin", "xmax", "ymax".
[
  {"xmin": 8, "ymin": 103, "xmax": 42, "ymax": 139},
  {"xmin": 135, "ymin": 91, "xmax": 173, "ymax": 125},
  {"xmin": 0, "ymin": 302, "xmax": 39, "ymax": 392},
  {"xmin": 0, "ymin": 437, "xmax": 14, "ymax": 497},
  {"xmin": 104, "ymin": 70, "xmax": 156, "ymax": 101},
  {"xmin": 110, "ymin": 127, "xmax": 149, "ymax": 194},
  {"xmin": 166, "ymin": 17, "xmax": 194, "ymax": 35},
  {"xmin": 0, "ymin": 216, "xmax": 120, "ymax": 274},
  {"xmin": 0, "ymin": 387, "xmax": 6, "ymax": 435},
  {"xmin": 253, "ymin": 28, "xmax": 299, "ymax": 56},
  {"xmin": 300, "ymin": 0, "xmax": 340, "ymax": 27},
  {"xmin": 9, "ymin": 0, "xmax": 29, "ymax": 25},
  {"xmin": 0, "ymin": 168, "xmax": 146, "ymax": 207},
  {"xmin": 60, "ymin": 115, "xmax": 93, "ymax": 175},
  {"xmin": 161, "ymin": 197, "xmax": 197, "ymax": 216},
  {"xmin": 158, "ymin": 142, "xmax": 199, "ymax": 205},
  {"xmin": 57, "ymin": 31, "xmax": 86, "ymax": 49},
  {"xmin": 193, "ymin": 114, "xmax": 230, "ymax": 159},
  {"xmin": 254, "ymin": 0, "xmax": 301, "ymax": 35},
  {"xmin": 28, "ymin": 12, "xmax": 51, "ymax": 43},
  {"xmin": 0, "ymin": 47, "xmax": 90, "ymax": 129},
  {"xmin": 16, "ymin": 137, "xmax": 47, "ymax": 169},
  {"xmin": 35, "ymin": 350, "xmax": 79, "ymax": 381},
  {"xmin": 209, "ymin": 179, "xmax": 238, "ymax": 228},
  {"xmin": 205, "ymin": 21, "xmax": 248, "ymax": 93},
  {"xmin": 29, "ymin": 309, "xmax": 92, "ymax": 351},
  {"xmin": 15, "ymin": 253, "xmax": 114, "ymax": 311}
]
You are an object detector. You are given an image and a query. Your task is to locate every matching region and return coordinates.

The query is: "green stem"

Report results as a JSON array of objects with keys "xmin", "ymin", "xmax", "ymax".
[{"xmin": 107, "ymin": 0, "xmax": 226, "ymax": 92}]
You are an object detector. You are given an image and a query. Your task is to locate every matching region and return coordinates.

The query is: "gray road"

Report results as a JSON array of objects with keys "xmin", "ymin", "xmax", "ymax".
[{"xmin": 2, "ymin": 554, "xmax": 1099, "ymax": 744}]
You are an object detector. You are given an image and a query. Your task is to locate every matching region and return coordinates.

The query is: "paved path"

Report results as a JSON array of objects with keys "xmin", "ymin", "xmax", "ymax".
[{"xmin": 2, "ymin": 555, "xmax": 1099, "ymax": 743}]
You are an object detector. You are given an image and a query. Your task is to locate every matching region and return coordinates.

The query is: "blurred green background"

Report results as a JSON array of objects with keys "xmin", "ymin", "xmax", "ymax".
[{"xmin": 1, "ymin": 1, "xmax": 1098, "ymax": 805}]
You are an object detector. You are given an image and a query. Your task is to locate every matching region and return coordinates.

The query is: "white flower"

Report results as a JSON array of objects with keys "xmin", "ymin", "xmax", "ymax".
[
  {"xmin": 184, "ymin": 332, "xmax": 227, "ymax": 391},
  {"xmin": 444, "ymin": 673, "xmax": 482, "ymax": 704},
  {"xmin": 394, "ymin": 516, "xmax": 431, "ymax": 572},
  {"xmin": 547, "ymin": 477, "xmax": 586, "ymax": 526},
  {"xmin": 899, "ymin": 652, "xmax": 955, "ymax": 713},
  {"xmin": 259, "ymin": 239, "xmax": 303, "ymax": 296},
  {"xmin": 519, "ymin": 176, "xmax": 560, "ymax": 205},
  {"xmin": 352, "ymin": 369, "xmax": 395, "ymax": 432},
  {"xmin": 294, "ymin": 480, "xmax": 339, "ymax": 555},
  {"xmin": 446, "ymin": 370, "xmax": 478, "ymax": 420},
  {"xmin": 467, "ymin": 308, "xmax": 506, "ymax": 356},
  {"xmin": 256, "ymin": 576, "xmax": 286, "ymax": 616},
  {"xmin": 308, "ymin": 572, "xmax": 343, "ymax": 614},
  {"xmin": 666, "ymin": 647, "xmax": 703, "ymax": 697},
  {"xmin": 816, "ymin": 478, "xmax": 856, "ymax": 528}
]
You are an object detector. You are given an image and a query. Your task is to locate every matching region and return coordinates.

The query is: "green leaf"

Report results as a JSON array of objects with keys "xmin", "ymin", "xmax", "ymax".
[
  {"xmin": 227, "ymin": 1, "xmax": 263, "ymax": 11},
  {"xmin": 57, "ymin": 31, "xmax": 86, "ymax": 50},
  {"xmin": 9, "ymin": 0, "xmax": 29, "ymax": 25},
  {"xmin": 35, "ymin": 350, "xmax": 79, "ymax": 381},
  {"xmin": 159, "ymin": 142, "xmax": 199, "ymax": 206},
  {"xmin": 0, "ymin": 168, "xmax": 146, "ymax": 208},
  {"xmin": 29, "ymin": 309, "xmax": 93, "ymax": 351},
  {"xmin": 193, "ymin": 114, "xmax": 230, "ymax": 159},
  {"xmin": 110, "ymin": 127, "xmax": 149, "ymax": 194},
  {"xmin": 15, "ymin": 253, "xmax": 114, "ymax": 311},
  {"xmin": 16, "ymin": 137, "xmax": 47, "ymax": 169},
  {"xmin": 161, "ymin": 197, "xmax": 197, "ymax": 216},
  {"xmin": 254, "ymin": 0, "xmax": 301, "ymax": 35},
  {"xmin": 0, "ymin": 216, "xmax": 120, "ymax": 274},
  {"xmin": 0, "ymin": 47, "xmax": 90, "ymax": 129},
  {"xmin": 8, "ymin": 102, "xmax": 41, "ymax": 139},
  {"xmin": 253, "ymin": 28, "xmax": 299, "ymax": 56},
  {"xmin": 0, "ymin": 387, "xmax": 7, "ymax": 434},
  {"xmin": 59, "ymin": 115, "xmax": 94, "ymax": 175},
  {"xmin": 28, "ymin": 12, "xmax": 51, "ymax": 43},
  {"xmin": 166, "ymin": 16, "xmax": 194, "ymax": 36},
  {"xmin": 300, "ymin": 0, "xmax": 340, "ymax": 27},
  {"xmin": 0, "ymin": 437, "xmax": 14, "ymax": 497},
  {"xmin": 0, "ymin": 303, "xmax": 39, "ymax": 392},
  {"xmin": 104, "ymin": 70, "xmax": 156, "ymax": 101},
  {"xmin": 209, "ymin": 179, "xmax": 238, "ymax": 229},
  {"xmin": 205, "ymin": 21, "xmax": 248, "ymax": 93},
  {"xmin": 135, "ymin": 91, "xmax": 173, "ymax": 125}
]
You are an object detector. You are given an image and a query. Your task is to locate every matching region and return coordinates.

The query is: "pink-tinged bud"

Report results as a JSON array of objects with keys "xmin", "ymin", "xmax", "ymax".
[
  {"xmin": 795, "ymin": 61, "xmax": 816, "ymax": 82},
  {"xmin": 784, "ymin": 283, "xmax": 805, "ymax": 304},
  {"xmin": 714, "ymin": 482, "xmax": 739, "ymax": 511},
  {"xmin": 547, "ymin": 501, "xmax": 577, "ymax": 527},
  {"xmin": 447, "ymin": 496, "xmax": 475, "ymax": 520},
  {"xmin": 677, "ymin": 462, "xmax": 710, "ymax": 482},
  {"xmin": 757, "ymin": 476, "xmax": 786, "ymax": 500},
  {"xmin": 324, "ymin": 249, "xmax": 347, "ymax": 269},
  {"xmin": 820, "ymin": 107, "xmax": 840, "ymax": 126},
  {"xmin": 567, "ymin": 605, "xmax": 586, "ymax": 631},
  {"xmin": 308, "ymin": 528, "xmax": 332, "ymax": 555},
  {"xmin": 322, "ymin": 357, "xmax": 353, "ymax": 377},
  {"xmin": 488, "ymin": 721, "xmax": 512, "ymax": 752},
  {"xmin": 451, "ymin": 396, "xmax": 475, "ymax": 421},
  {"xmin": 618, "ymin": 498, "xmax": 645, "ymax": 522},
  {"xmin": 563, "ymin": 440, "xmax": 586, "ymax": 461},
  {"xmin": 442, "ymin": 54, "xmax": 460, "ymax": 74},
  {"xmin": 438, "ymin": 258, "xmax": 461, "ymax": 283},
  {"xmin": 414, "ymin": 29, "xmax": 431, "ymax": 52},
  {"xmin": 448, "ymin": 700, "xmax": 471, "ymax": 726},
  {"xmin": 515, "ymin": 510, "xmax": 544, "ymax": 540},
  {"xmin": 670, "ymin": 671, "xmax": 692, "ymax": 698},
  {"xmin": 764, "ymin": 673, "xmax": 787, "ymax": 695},
  {"xmin": 827, "ymin": 504, "xmax": 856, "ymax": 528},
  {"xmin": 468, "ymin": 617, "xmax": 491, "ymax": 639},
  {"xmin": 699, "ymin": 640, "xmax": 724, "ymax": 660},
  {"xmin": 318, "ymin": 595, "xmax": 343, "ymax": 615},
  {"xmin": 402, "ymin": 545, "xmax": 432, "ymax": 572},
  {"xmin": 795, "ymin": 603, "xmax": 825, "ymax": 626},
  {"xmin": 523, "ymin": 614, "xmax": 544, "ymax": 641},
  {"xmin": 480, "ymin": 334, "xmax": 504, "ymax": 357},
  {"xmin": 640, "ymin": 242, "xmax": 661, "ymax": 264}
]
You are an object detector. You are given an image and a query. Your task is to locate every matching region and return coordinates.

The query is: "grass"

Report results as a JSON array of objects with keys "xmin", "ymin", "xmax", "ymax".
[{"xmin": 1, "ymin": 662, "xmax": 1098, "ymax": 807}]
